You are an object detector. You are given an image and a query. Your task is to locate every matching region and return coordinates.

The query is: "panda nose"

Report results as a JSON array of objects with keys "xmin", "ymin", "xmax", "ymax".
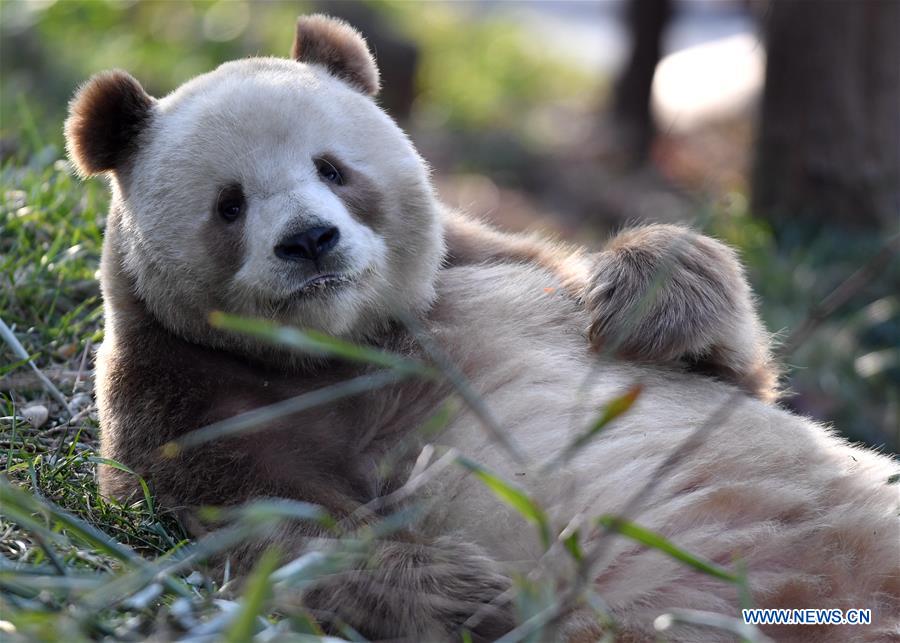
[{"xmin": 274, "ymin": 226, "xmax": 340, "ymax": 262}]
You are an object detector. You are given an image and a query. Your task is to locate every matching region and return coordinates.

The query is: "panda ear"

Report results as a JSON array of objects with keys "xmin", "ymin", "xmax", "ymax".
[
  {"xmin": 291, "ymin": 14, "xmax": 380, "ymax": 96},
  {"xmin": 64, "ymin": 70, "xmax": 154, "ymax": 177}
]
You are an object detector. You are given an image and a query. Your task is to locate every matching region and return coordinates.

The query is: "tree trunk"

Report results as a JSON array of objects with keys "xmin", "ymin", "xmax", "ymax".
[
  {"xmin": 752, "ymin": 0, "xmax": 900, "ymax": 230},
  {"xmin": 612, "ymin": 0, "xmax": 672, "ymax": 165}
]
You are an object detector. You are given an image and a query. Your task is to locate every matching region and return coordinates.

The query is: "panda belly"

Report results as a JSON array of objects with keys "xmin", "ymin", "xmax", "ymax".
[
  {"xmin": 419, "ymin": 262, "xmax": 775, "ymax": 571},
  {"xmin": 420, "ymin": 263, "xmax": 656, "ymax": 564}
]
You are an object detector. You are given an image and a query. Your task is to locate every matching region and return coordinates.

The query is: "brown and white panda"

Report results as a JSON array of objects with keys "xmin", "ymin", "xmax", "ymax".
[{"xmin": 65, "ymin": 14, "xmax": 897, "ymax": 643}]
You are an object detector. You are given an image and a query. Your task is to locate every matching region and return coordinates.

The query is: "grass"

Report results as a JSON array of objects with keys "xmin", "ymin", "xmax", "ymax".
[{"xmin": 0, "ymin": 152, "xmax": 190, "ymax": 639}]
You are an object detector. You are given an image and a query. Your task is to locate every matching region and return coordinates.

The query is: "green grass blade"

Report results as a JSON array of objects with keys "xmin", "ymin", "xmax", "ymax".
[
  {"xmin": 0, "ymin": 355, "xmax": 35, "ymax": 377},
  {"xmin": 457, "ymin": 456, "xmax": 551, "ymax": 549},
  {"xmin": 87, "ymin": 457, "xmax": 154, "ymax": 514},
  {"xmin": 81, "ymin": 498, "xmax": 331, "ymax": 611},
  {"xmin": 564, "ymin": 385, "xmax": 642, "ymax": 458},
  {"xmin": 597, "ymin": 515, "xmax": 738, "ymax": 582},
  {"xmin": 224, "ymin": 548, "xmax": 281, "ymax": 643},
  {"xmin": 229, "ymin": 498, "xmax": 334, "ymax": 531},
  {"xmin": 561, "ymin": 529, "xmax": 583, "ymax": 563},
  {"xmin": 167, "ymin": 370, "xmax": 408, "ymax": 451},
  {"xmin": 0, "ymin": 479, "xmax": 141, "ymax": 567},
  {"xmin": 0, "ymin": 571, "xmax": 107, "ymax": 593},
  {"xmin": 0, "ymin": 316, "xmax": 72, "ymax": 415},
  {"xmin": 0, "ymin": 502, "xmax": 70, "ymax": 551},
  {"xmin": 654, "ymin": 608, "xmax": 773, "ymax": 643},
  {"xmin": 735, "ymin": 559, "xmax": 754, "ymax": 612},
  {"xmin": 209, "ymin": 312, "xmax": 436, "ymax": 377}
]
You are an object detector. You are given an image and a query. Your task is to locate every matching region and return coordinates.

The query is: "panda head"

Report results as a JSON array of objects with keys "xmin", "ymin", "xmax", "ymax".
[{"xmin": 65, "ymin": 15, "xmax": 444, "ymax": 348}]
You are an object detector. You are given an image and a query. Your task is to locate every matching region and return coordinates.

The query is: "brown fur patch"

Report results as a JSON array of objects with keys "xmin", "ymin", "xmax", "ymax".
[
  {"xmin": 291, "ymin": 14, "xmax": 380, "ymax": 96},
  {"xmin": 200, "ymin": 201, "xmax": 246, "ymax": 286},
  {"xmin": 64, "ymin": 70, "xmax": 154, "ymax": 176},
  {"xmin": 442, "ymin": 209, "xmax": 589, "ymax": 296},
  {"xmin": 332, "ymin": 163, "xmax": 387, "ymax": 229},
  {"xmin": 302, "ymin": 536, "xmax": 513, "ymax": 640}
]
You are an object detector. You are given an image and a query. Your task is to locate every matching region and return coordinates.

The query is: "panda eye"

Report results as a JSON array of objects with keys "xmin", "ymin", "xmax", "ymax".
[
  {"xmin": 314, "ymin": 157, "xmax": 344, "ymax": 186},
  {"xmin": 216, "ymin": 184, "xmax": 245, "ymax": 223}
]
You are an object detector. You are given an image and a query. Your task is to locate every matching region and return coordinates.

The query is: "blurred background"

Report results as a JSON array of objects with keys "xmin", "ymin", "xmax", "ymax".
[{"xmin": 2, "ymin": 0, "xmax": 898, "ymax": 451}]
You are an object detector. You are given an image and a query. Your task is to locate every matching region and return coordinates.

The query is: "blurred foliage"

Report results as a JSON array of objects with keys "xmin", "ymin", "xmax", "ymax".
[
  {"xmin": 387, "ymin": 3, "xmax": 592, "ymax": 131},
  {"xmin": 710, "ymin": 198, "xmax": 899, "ymax": 450},
  {"xmin": 1, "ymin": 0, "xmax": 593, "ymax": 156},
  {"xmin": 2, "ymin": 0, "xmax": 317, "ymax": 152}
]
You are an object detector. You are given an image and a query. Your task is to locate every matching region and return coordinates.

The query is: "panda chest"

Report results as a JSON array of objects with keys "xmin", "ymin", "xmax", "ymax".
[{"xmin": 200, "ymin": 365, "xmax": 451, "ymax": 501}]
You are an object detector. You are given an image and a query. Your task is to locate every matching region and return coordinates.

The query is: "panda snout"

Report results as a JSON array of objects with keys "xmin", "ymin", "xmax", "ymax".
[{"xmin": 274, "ymin": 226, "xmax": 340, "ymax": 262}]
